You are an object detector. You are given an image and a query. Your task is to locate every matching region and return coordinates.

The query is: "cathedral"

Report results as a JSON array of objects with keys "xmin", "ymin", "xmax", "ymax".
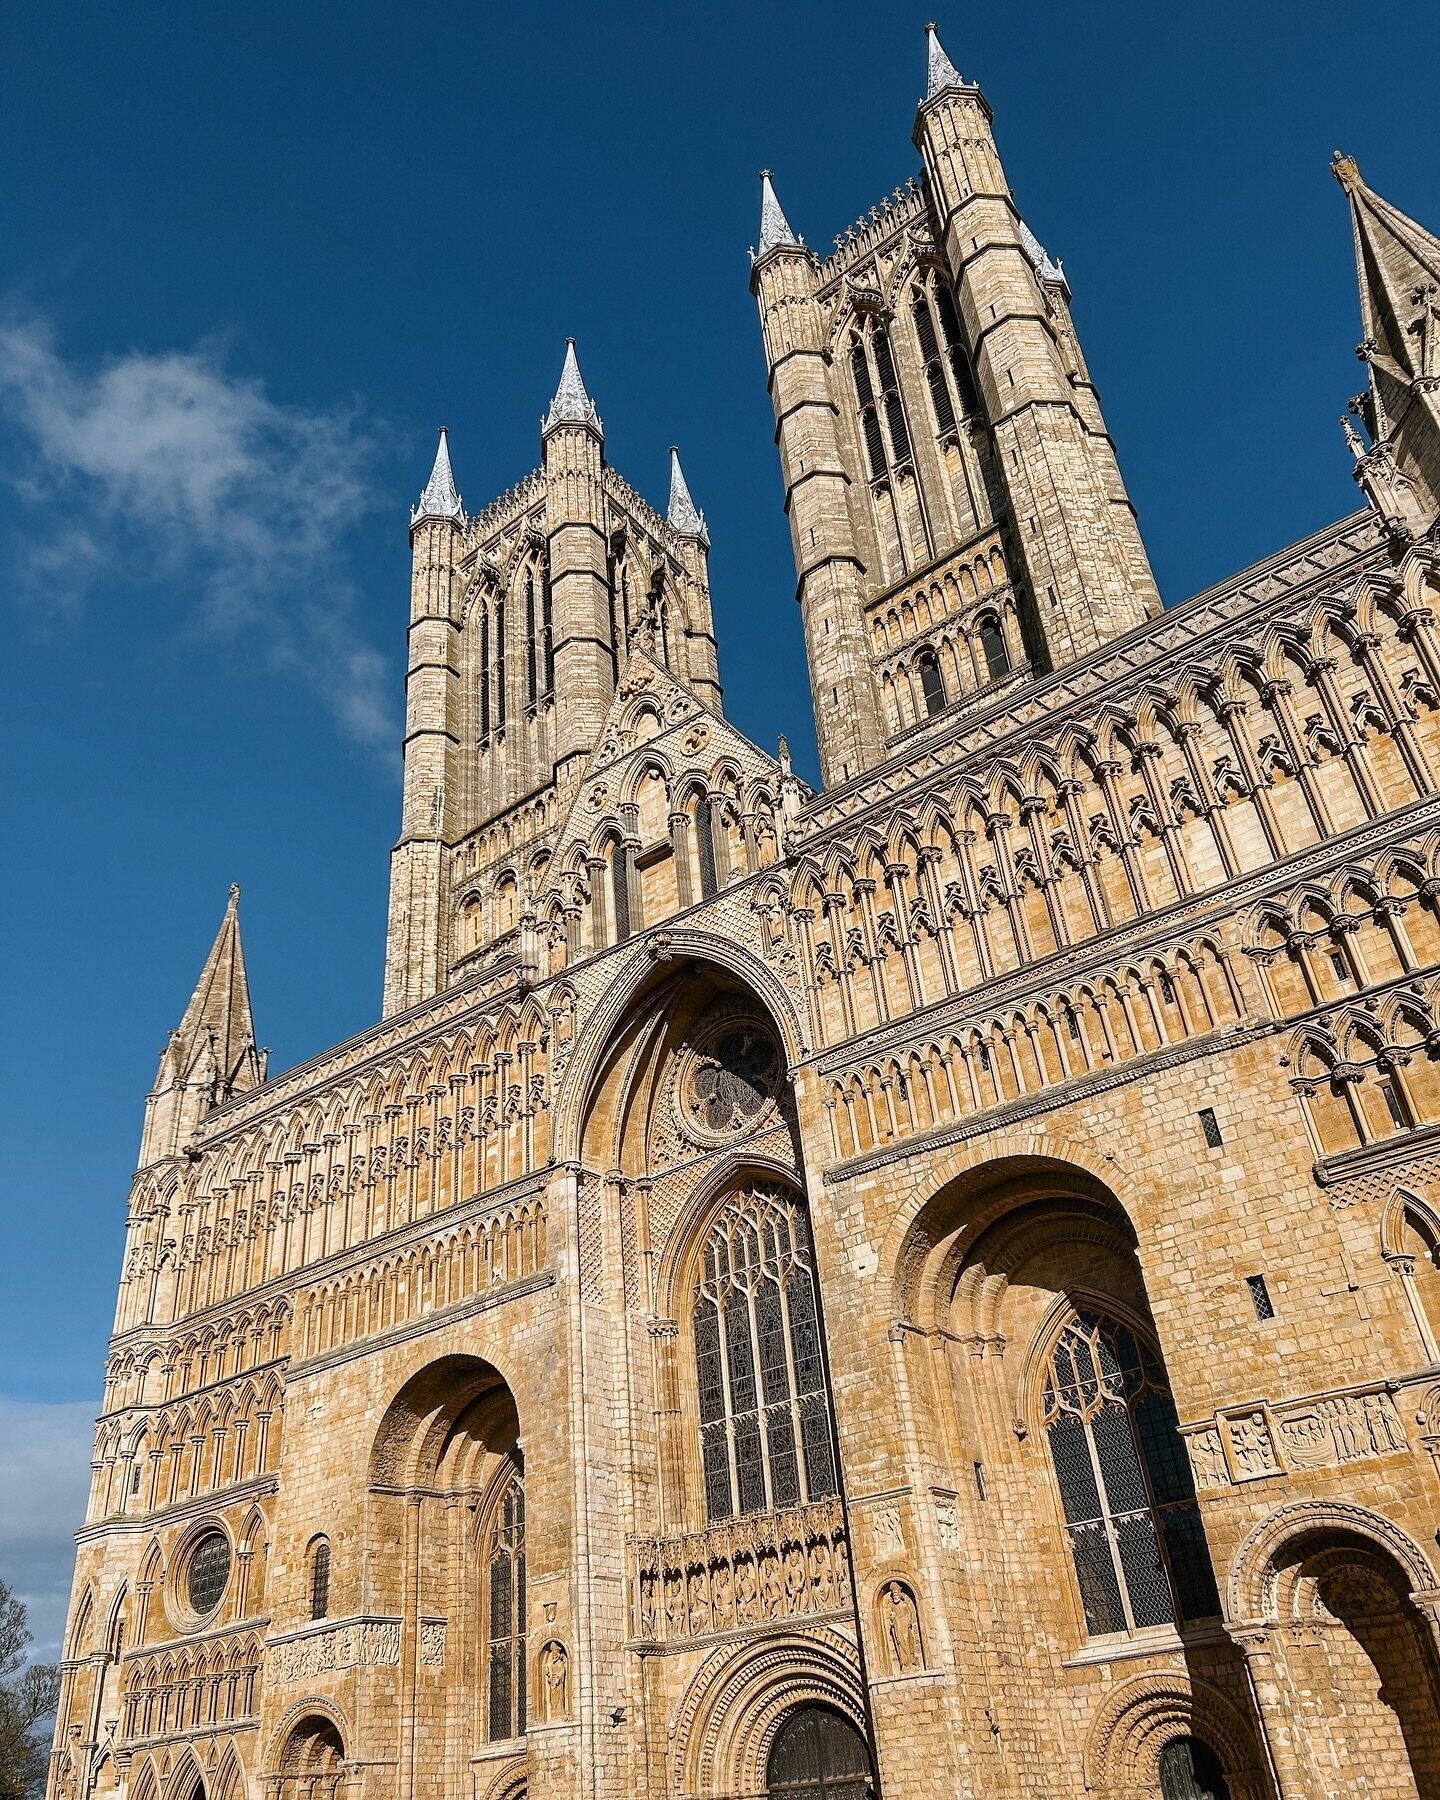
[{"xmin": 48, "ymin": 23, "xmax": 1440, "ymax": 1800}]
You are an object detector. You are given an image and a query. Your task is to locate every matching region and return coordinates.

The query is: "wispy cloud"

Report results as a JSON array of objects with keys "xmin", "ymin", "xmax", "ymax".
[
  {"xmin": 0, "ymin": 1397, "xmax": 97, "ymax": 1661},
  {"xmin": 0, "ymin": 316, "xmax": 395, "ymax": 752}
]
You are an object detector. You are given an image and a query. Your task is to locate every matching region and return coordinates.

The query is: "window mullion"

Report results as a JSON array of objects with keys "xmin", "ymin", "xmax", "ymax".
[
  {"xmin": 1084, "ymin": 1403, "xmax": 1136, "ymax": 1633},
  {"xmin": 746, "ymin": 1276, "xmax": 773, "ymax": 1511},
  {"xmin": 714, "ymin": 1286, "xmax": 741, "ymax": 1518},
  {"xmin": 776, "ymin": 1265, "xmax": 807, "ymax": 1506}
]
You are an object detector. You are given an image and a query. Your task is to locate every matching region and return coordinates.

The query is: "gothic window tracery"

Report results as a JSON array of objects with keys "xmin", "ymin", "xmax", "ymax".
[
  {"xmin": 692, "ymin": 1186, "xmax": 839, "ymax": 1522},
  {"xmin": 485, "ymin": 1467, "xmax": 526, "ymax": 1742},
  {"xmin": 1043, "ymin": 1309, "xmax": 1218, "ymax": 1637}
]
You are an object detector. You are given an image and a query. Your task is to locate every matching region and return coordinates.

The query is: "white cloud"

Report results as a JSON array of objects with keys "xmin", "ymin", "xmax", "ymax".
[
  {"xmin": 0, "ymin": 1397, "xmax": 97, "ymax": 1661},
  {"xmin": 0, "ymin": 317, "xmax": 396, "ymax": 753}
]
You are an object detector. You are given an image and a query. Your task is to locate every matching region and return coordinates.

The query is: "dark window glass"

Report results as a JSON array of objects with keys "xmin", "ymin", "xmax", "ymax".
[
  {"xmin": 1044, "ymin": 1311, "xmax": 1219, "ymax": 1637},
  {"xmin": 1199, "ymin": 1108, "xmax": 1223, "ymax": 1148},
  {"xmin": 872, "ymin": 330, "xmax": 913, "ymax": 465},
  {"xmin": 1245, "ymin": 1274, "xmax": 1274, "ymax": 1321},
  {"xmin": 541, "ymin": 567, "xmax": 555, "ymax": 696},
  {"xmin": 186, "ymin": 1532, "xmax": 229, "ymax": 1616},
  {"xmin": 479, "ymin": 608, "xmax": 491, "ymax": 740},
  {"xmin": 934, "ymin": 283, "xmax": 982, "ymax": 414},
  {"xmin": 693, "ymin": 1189, "xmax": 841, "ymax": 1521},
  {"xmin": 486, "ymin": 1472, "xmax": 525, "ymax": 1741},
  {"xmin": 917, "ymin": 650, "xmax": 946, "ymax": 717},
  {"xmin": 495, "ymin": 600, "xmax": 507, "ymax": 729},
  {"xmin": 524, "ymin": 569, "xmax": 538, "ymax": 707},
  {"xmin": 1381, "ymin": 1079, "xmax": 1410, "ymax": 1130},
  {"xmin": 309, "ymin": 1540, "xmax": 330, "ymax": 1620},
  {"xmin": 611, "ymin": 843, "xmax": 631, "ymax": 943},
  {"xmin": 979, "ymin": 616, "xmax": 1009, "ymax": 679},
  {"xmin": 696, "ymin": 800, "xmax": 719, "ymax": 899}
]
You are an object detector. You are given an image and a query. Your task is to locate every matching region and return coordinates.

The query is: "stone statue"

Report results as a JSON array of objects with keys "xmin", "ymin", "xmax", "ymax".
[
  {"xmin": 883, "ymin": 1581, "xmax": 921, "ymax": 1673},
  {"xmin": 540, "ymin": 1640, "xmax": 568, "ymax": 1720}
]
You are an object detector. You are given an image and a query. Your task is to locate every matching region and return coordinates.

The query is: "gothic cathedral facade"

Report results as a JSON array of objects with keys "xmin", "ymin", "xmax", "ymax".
[{"xmin": 49, "ymin": 26, "xmax": 1440, "ymax": 1800}]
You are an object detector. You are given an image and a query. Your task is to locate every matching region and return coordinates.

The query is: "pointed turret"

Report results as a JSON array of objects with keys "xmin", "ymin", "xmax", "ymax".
[
  {"xmin": 666, "ymin": 446, "xmax": 709, "ymax": 545},
  {"xmin": 754, "ymin": 171, "xmax": 800, "ymax": 261},
  {"xmin": 924, "ymin": 21, "xmax": 969, "ymax": 97},
  {"xmin": 1334, "ymin": 153, "xmax": 1440, "ymax": 535},
  {"xmin": 138, "ymin": 886, "xmax": 265, "ymax": 1167},
  {"xmin": 543, "ymin": 338, "xmax": 603, "ymax": 439},
  {"xmin": 412, "ymin": 427, "xmax": 464, "ymax": 524},
  {"xmin": 1018, "ymin": 216, "xmax": 1066, "ymax": 290}
]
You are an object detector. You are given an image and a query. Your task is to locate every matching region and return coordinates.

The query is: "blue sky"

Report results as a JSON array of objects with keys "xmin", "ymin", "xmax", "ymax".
[{"xmin": 2, "ymin": 0, "xmax": 1438, "ymax": 1649}]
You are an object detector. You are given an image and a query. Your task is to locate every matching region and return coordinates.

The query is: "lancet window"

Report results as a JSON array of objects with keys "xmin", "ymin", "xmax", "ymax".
[
  {"xmin": 849, "ymin": 324, "xmax": 915, "ymax": 482},
  {"xmin": 479, "ymin": 608, "xmax": 492, "ymax": 741},
  {"xmin": 912, "ymin": 287, "xmax": 957, "ymax": 437},
  {"xmin": 494, "ymin": 599, "xmax": 507, "ymax": 731},
  {"xmin": 308, "ymin": 1538, "xmax": 330, "ymax": 1620},
  {"xmin": 1043, "ymin": 1310, "xmax": 1218, "ymax": 1637},
  {"xmin": 485, "ymin": 1468, "xmax": 526, "ymax": 1742},
  {"xmin": 524, "ymin": 568, "xmax": 538, "ymax": 708},
  {"xmin": 693, "ymin": 1186, "xmax": 839, "ymax": 1522},
  {"xmin": 979, "ymin": 614, "xmax": 1010, "ymax": 681},
  {"xmin": 917, "ymin": 648, "xmax": 947, "ymax": 716}
]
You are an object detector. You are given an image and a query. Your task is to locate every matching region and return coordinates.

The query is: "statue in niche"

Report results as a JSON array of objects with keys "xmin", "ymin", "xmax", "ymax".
[
  {"xmin": 664, "ymin": 1572, "xmax": 684, "ymax": 1635},
  {"xmin": 735, "ymin": 1556, "xmax": 758, "ymax": 1623},
  {"xmin": 784, "ymin": 1545, "xmax": 808, "ymax": 1614},
  {"xmin": 638, "ymin": 1570, "xmax": 657, "ymax": 1638},
  {"xmin": 810, "ymin": 1538, "xmax": 836, "ymax": 1608},
  {"xmin": 711, "ymin": 1560, "xmax": 735, "ymax": 1628},
  {"xmin": 835, "ymin": 1538, "xmax": 852, "ymax": 1608},
  {"xmin": 688, "ymin": 1567, "xmax": 711, "ymax": 1636},
  {"xmin": 759, "ymin": 1551, "xmax": 784, "ymax": 1619},
  {"xmin": 882, "ymin": 1581, "xmax": 922, "ymax": 1673},
  {"xmin": 540, "ymin": 1641, "xmax": 568, "ymax": 1720}
]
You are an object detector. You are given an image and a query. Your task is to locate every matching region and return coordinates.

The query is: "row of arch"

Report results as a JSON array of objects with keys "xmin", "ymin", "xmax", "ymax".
[
  {"xmin": 104, "ymin": 1302, "xmax": 289, "ymax": 1413},
  {"xmin": 825, "ymin": 937, "xmax": 1241, "ymax": 1160},
  {"xmin": 879, "ymin": 602, "xmax": 1018, "ymax": 739},
  {"xmin": 90, "ymin": 1378, "xmax": 283, "ymax": 1521},
  {"xmin": 867, "ymin": 534, "xmax": 1010, "ymax": 654}
]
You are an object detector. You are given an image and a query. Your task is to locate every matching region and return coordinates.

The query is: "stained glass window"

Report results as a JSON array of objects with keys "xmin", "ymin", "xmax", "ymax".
[
  {"xmin": 186, "ymin": 1532, "xmax": 230, "ymax": 1617},
  {"xmin": 1043, "ymin": 1310, "xmax": 1219, "ymax": 1637},
  {"xmin": 693, "ymin": 1187, "xmax": 840, "ymax": 1521},
  {"xmin": 486, "ymin": 1470, "xmax": 526, "ymax": 1741}
]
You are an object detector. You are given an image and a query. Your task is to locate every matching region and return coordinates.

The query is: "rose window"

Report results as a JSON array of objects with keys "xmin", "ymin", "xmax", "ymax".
[{"xmin": 688, "ymin": 1025, "xmax": 780, "ymax": 1137}]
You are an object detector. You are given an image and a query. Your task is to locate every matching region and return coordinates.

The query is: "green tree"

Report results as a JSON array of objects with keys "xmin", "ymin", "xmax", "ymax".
[{"xmin": 0, "ymin": 1581, "xmax": 59, "ymax": 1800}]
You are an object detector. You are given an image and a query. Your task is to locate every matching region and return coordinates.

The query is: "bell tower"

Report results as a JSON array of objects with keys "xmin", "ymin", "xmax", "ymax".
[{"xmin": 753, "ymin": 23, "xmax": 1161, "ymax": 791}]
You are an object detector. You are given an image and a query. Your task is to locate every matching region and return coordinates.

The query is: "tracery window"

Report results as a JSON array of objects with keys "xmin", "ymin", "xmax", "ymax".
[
  {"xmin": 693, "ymin": 1186, "xmax": 839, "ymax": 1522},
  {"xmin": 912, "ymin": 290, "xmax": 957, "ymax": 437},
  {"xmin": 479, "ymin": 607, "xmax": 492, "ymax": 741},
  {"xmin": 485, "ymin": 1469, "xmax": 526, "ymax": 1742},
  {"xmin": 1043, "ymin": 1310, "xmax": 1218, "ymax": 1636},
  {"xmin": 848, "ymin": 325, "xmax": 915, "ymax": 483},
  {"xmin": 540, "ymin": 565, "xmax": 554, "ymax": 698}
]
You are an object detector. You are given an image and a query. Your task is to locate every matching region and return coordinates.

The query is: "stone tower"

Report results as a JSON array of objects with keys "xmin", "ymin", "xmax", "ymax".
[
  {"xmin": 752, "ymin": 24, "xmax": 1159, "ymax": 787},
  {"xmin": 47, "ymin": 24, "xmax": 1440, "ymax": 1800},
  {"xmin": 384, "ymin": 346, "xmax": 723, "ymax": 1016}
]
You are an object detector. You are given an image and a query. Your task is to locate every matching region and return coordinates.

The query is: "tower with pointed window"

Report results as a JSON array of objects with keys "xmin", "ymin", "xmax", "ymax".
[{"xmin": 49, "ymin": 24, "xmax": 1440, "ymax": 1800}]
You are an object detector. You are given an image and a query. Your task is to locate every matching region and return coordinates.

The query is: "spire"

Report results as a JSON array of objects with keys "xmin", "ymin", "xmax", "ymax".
[
  {"xmin": 412, "ymin": 427, "xmax": 464, "ymax": 524},
  {"xmin": 1332, "ymin": 153, "xmax": 1440, "ymax": 536},
  {"xmin": 1018, "ymin": 217, "xmax": 1067, "ymax": 290},
  {"xmin": 139, "ymin": 885, "xmax": 265, "ymax": 1166},
  {"xmin": 1334, "ymin": 153, "xmax": 1440, "ymax": 429},
  {"xmin": 173, "ymin": 884, "xmax": 262, "ymax": 1099},
  {"xmin": 755, "ymin": 170, "xmax": 800, "ymax": 260},
  {"xmin": 543, "ymin": 338, "xmax": 603, "ymax": 438},
  {"xmin": 666, "ymin": 446, "xmax": 709, "ymax": 545},
  {"xmin": 924, "ymin": 21, "xmax": 968, "ymax": 97}
]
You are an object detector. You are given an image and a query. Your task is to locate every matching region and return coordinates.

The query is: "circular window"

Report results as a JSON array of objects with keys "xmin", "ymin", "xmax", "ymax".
[
  {"xmin": 678, "ymin": 1017, "xmax": 782, "ymax": 1145},
  {"xmin": 186, "ymin": 1531, "xmax": 230, "ymax": 1617}
]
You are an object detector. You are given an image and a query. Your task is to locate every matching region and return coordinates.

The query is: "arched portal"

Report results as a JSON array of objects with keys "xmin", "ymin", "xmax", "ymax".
[
  {"xmin": 766, "ymin": 1704, "xmax": 875, "ymax": 1800},
  {"xmin": 1233, "ymin": 1509, "xmax": 1440, "ymax": 1798},
  {"xmin": 277, "ymin": 1715, "xmax": 345, "ymax": 1800},
  {"xmin": 371, "ymin": 1356, "xmax": 525, "ymax": 1753}
]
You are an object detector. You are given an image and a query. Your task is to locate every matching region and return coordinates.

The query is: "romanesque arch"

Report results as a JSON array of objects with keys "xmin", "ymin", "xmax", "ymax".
[{"xmin": 1228, "ymin": 1502, "xmax": 1440, "ymax": 1797}]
